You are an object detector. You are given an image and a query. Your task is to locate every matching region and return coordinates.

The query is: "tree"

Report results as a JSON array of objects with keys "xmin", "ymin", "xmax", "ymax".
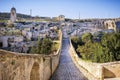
[
  {"xmin": 30, "ymin": 38, "xmax": 53, "ymax": 54},
  {"xmin": 76, "ymin": 32, "xmax": 120, "ymax": 63},
  {"xmin": 40, "ymin": 38, "xmax": 52, "ymax": 54},
  {"xmin": 71, "ymin": 36, "xmax": 83, "ymax": 49},
  {"xmin": 81, "ymin": 32, "xmax": 93, "ymax": 43},
  {"xmin": 101, "ymin": 32, "xmax": 120, "ymax": 61},
  {"xmin": 77, "ymin": 41, "xmax": 93, "ymax": 60},
  {"xmin": 90, "ymin": 43, "xmax": 104, "ymax": 62},
  {"xmin": 51, "ymin": 42, "xmax": 59, "ymax": 53}
]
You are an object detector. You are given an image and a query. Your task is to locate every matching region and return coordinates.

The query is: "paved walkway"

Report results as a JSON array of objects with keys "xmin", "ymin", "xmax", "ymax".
[{"xmin": 51, "ymin": 38, "xmax": 87, "ymax": 80}]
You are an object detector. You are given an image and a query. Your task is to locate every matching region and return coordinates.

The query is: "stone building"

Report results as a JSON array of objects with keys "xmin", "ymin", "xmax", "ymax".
[
  {"xmin": 58, "ymin": 15, "xmax": 65, "ymax": 22},
  {"xmin": 104, "ymin": 20, "xmax": 116, "ymax": 30},
  {"xmin": 0, "ymin": 36, "xmax": 8, "ymax": 48},
  {"xmin": 10, "ymin": 7, "xmax": 17, "ymax": 23},
  {"xmin": 115, "ymin": 21, "xmax": 120, "ymax": 32},
  {"xmin": 104, "ymin": 20, "xmax": 120, "ymax": 32}
]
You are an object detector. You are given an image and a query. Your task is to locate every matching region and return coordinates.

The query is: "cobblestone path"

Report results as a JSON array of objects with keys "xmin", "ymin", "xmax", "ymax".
[{"xmin": 51, "ymin": 38, "xmax": 87, "ymax": 80}]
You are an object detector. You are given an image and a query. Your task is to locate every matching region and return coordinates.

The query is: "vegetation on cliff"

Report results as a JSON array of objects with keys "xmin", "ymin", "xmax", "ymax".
[
  {"xmin": 30, "ymin": 38, "xmax": 59, "ymax": 55},
  {"xmin": 71, "ymin": 32, "xmax": 120, "ymax": 63}
]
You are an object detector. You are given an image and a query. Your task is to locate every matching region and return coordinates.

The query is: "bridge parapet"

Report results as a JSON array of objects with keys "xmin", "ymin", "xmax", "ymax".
[
  {"xmin": 0, "ymin": 31, "xmax": 62, "ymax": 80},
  {"xmin": 69, "ymin": 38, "xmax": 120, "ymax": 80}
]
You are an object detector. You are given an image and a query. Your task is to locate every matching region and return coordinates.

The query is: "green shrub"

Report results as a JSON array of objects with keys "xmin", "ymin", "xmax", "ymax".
[
  {"xmin": 51, "ymin": 42, "xmax": 59, "ymax": 52},
  {"xmin": 71, "ymin": 36, "xmax": 84, "ymax": 49},
  {"xmin": 30, "ymin": 38, "xmax": 53, "ymax": 55},
  {"xmin": 81, "ymin": 32, "xmax": 93, "ymax": 43},
  {"xmin": 74, "ymin": 32, "xmax": 120, "ymax": 63},
  {"xmin": 101, "ymin": 32, "xmax": 120, "ymax": 61}
]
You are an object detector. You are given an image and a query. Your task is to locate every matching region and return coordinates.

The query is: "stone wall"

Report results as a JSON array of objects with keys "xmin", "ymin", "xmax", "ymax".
[
  {"xmin": 69, "ymin": 39, "xmax": 120, "ymax": 80},
  {"xmin": 102, "ymin": 62, "xmax": 120, "ymax": 78},
  {"xmin": 0, "ymin": 31, "xmax": 62, "ymax": 80}
]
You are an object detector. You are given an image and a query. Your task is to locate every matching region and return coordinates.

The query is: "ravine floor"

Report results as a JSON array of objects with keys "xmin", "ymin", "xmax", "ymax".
[{"xmin": 51, "ymin": 38, "xmax": 87, "ymax": 80}]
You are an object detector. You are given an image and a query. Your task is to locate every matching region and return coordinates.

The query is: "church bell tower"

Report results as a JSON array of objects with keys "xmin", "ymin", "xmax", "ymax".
[{"xmin": 10, "ymin": 7, "xmax": 16, "ymax": 23}]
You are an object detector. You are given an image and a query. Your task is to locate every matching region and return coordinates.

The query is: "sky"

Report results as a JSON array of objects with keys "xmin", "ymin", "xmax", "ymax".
[{"xmin": 0, "ymin": 0, "xmax": 120, "ymax": 19}]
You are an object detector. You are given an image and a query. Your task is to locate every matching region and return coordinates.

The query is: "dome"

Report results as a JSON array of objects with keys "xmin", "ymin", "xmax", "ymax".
[{"xmin": 11, "ymin": 7, "xmax": 16, "ymax": 11}]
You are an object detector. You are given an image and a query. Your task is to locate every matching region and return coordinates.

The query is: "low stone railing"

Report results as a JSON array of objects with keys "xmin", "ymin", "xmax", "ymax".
[
  {"xmin": 0, "ymin": 31, "xmax": 62, "ymax": 80},
  {"xmin": 69, "ymin": 39, "xmax": 120, "ymax": 80}
]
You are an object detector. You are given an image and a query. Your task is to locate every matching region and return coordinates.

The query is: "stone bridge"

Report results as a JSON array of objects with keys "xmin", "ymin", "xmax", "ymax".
[
  {"xmin": 0, "ymin": 29, "xmax": 87, "ymax": 80},
  {"xmin": 0, "ymin": 31, "xmax": 62, "ymax": 80},
  {"xmin": 51, "ymin": 38, "xmax": 86, "ymax": 80},
  {"xmin": 1, "ymin": 28, "xmax": 120, "ymax": 80},
  {"xmin": 0, "ymin": 49, "xmax": 61, "ymax": 80}
]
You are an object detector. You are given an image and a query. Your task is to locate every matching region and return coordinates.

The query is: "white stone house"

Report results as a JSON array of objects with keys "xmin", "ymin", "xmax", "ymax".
[
  {"xmin": 26, "ymin": 31, "xmax": 32, "ymax": 40},
  {"xmin": 104, "ymin": 20, "xmax": 116, "ymax": 30},
  {"xmin": 14, "ymin": 36, "xmax": 24, "ymax": 42},
  {"xmin": 104, "ymin": 20, "xmax": 120, "ymax": 32},
  {"xmin": 38, "ymin": 32, "xmax": 47, "ymax": 39}
]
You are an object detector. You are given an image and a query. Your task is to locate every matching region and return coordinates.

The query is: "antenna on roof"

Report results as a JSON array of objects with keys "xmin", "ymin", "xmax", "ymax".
[
  {"xmin": 79, "ymin": 12, "xmax": 80, "ymax": 20},
  {"xmin": 30, "ymin": 9, "xmax": 32, "ymax": 17}
]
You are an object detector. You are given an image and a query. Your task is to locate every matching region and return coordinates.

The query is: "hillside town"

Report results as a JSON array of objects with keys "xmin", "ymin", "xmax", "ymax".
[
  {"xmin": 1, "ymin": 0, "xmax": 120, "ymax": 79},
  {"xmin": 0, "ymin": 7, "xmax": 120, "ymax": 53}
]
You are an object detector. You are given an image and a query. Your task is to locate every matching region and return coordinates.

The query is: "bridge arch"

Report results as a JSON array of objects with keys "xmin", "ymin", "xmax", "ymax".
[{"xmin": 30, "ymin": 62, "xmax": 40, "ymax": 80}]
